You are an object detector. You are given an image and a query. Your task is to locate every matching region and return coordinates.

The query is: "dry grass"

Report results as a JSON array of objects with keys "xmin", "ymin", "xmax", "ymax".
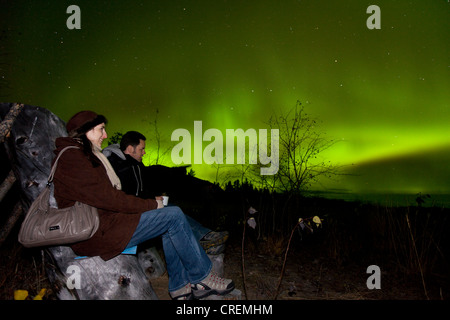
[{"xmin": 0, "ymin": 240, "xmax": 54, "ymax": 300}]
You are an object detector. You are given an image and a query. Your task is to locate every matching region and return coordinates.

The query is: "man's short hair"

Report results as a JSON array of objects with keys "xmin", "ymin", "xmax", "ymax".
[{"xmin": 120, "ymin": 131, "xmax": 146, "ymax": 151}]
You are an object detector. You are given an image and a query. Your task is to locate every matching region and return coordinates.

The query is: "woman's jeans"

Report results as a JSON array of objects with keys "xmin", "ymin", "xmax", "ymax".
[{"xmin": 126, "ymin": 206, "xmax": 212, "ymax": 291}]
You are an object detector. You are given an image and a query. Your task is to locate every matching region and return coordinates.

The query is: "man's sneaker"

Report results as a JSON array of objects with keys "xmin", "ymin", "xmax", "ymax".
[
  {"xmin": 169, "ymin": 283, "xmax": 193, "ymax": 300},
  {"xmin": 200, "ymin": 231, "xmax": 229, "ymax": 253},
  {"xmin": 191, "ymin": 271, "xmax": 235, "ymax": 299},
  {"xmin": 205, "ymin": 243, "xmax": 226, "ymax": 255}
]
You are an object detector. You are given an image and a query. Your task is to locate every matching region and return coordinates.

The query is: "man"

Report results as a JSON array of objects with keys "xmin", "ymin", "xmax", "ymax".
[{"xmin": 103, "ymin": 131, "xmax": 228, "ymax": 254}]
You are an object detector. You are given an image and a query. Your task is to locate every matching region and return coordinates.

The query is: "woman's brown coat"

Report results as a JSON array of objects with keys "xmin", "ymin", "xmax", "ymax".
[{"xmin": 52, "ymin": 137, "xmax": 158, "ymax": 260}]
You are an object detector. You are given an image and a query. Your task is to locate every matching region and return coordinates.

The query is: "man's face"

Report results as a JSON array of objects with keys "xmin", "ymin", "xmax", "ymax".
[{"xmin": 125, "ymin": 139, "xmax": 146, "ymax": 162}]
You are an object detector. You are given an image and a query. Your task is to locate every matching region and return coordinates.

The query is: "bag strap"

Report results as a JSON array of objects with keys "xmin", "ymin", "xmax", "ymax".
[{"xmin": 47, "ymin": 146, "xmax": 80, "ymax": 184}]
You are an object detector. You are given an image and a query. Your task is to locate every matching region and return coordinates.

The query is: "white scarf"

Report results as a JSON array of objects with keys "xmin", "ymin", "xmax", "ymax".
[{"xmin": 92, "ymin": 145, "xmax": 122, "ymax": 190}]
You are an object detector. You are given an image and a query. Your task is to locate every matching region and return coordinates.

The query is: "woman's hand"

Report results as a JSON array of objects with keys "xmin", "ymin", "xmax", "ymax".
[{"xmin": 155, "ymin": 196, "xmax": 164, "ymax": 209}]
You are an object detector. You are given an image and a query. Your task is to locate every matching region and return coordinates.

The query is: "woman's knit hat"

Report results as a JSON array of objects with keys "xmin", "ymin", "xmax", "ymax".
[{"xmin": 66, "ymin": 111, "xmax": 107, "ymax": 136}]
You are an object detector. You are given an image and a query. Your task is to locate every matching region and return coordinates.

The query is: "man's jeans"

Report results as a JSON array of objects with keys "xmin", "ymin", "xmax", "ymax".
[
  {"xmin": 185, "ymin": 214, "xmax": 211, "ymax": 241},
  {"xmin": 126, "ymin": 206, "xmax": 212, "ymax": 291}
]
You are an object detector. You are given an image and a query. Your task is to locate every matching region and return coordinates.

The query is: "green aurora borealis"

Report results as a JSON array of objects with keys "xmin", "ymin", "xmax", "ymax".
[{"xmin": 1, "ymin": 0, "xmax": 449, "ymax": 196}]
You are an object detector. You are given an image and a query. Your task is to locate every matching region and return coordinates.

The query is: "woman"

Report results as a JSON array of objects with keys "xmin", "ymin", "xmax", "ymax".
[{"xmin": 52, "ymin": 110, "xmax": 234, "ymax": 300}]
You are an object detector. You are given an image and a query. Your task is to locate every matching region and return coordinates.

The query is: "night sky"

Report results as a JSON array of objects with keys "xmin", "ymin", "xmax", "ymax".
[{"xmin": 1, "ymin": 0, "xmax": 449, "ymax": 196}]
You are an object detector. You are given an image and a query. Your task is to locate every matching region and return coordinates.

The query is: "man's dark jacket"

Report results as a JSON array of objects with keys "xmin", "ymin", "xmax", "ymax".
[
  {"xmin": 103, "ymin": 144, "xmax": 154, "ymax": 198},
  {"xmin": 103, "ymin": 144, "xmax": 190, "ymax": 201}
]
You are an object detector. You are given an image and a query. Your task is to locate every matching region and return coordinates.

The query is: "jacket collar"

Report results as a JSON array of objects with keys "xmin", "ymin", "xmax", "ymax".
[{"xmin": 124, "ymin": 153, "xmax": 142, "ymax": 166}]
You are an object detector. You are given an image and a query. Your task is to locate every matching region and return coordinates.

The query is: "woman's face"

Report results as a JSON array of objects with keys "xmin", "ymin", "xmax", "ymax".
[{"xmin": 86, "ymin": 123, "xmax": 107, "ymax": 148}]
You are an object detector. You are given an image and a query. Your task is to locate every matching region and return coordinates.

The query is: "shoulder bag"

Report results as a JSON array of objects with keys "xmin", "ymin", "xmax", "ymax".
[{"xmin": 18, "ymin": 146, "xmax": 99, "ymax": 248}]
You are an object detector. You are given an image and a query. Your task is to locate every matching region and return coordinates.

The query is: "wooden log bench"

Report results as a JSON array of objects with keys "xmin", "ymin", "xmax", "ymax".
[
  {"xmin": 43, "ymin": 246, "xmax": 161, "ymax": 300},
  {"xmin": 0, "ymin": 103, "xmax": 238, "ymax": 300}
]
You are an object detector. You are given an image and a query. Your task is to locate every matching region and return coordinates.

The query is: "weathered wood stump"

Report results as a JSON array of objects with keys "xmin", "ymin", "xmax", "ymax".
[
  {"xmin": 0, "ymin": 103, "xmax": 66, "ymax": 207},
  {"xmin": 44, "ymin": 246, "xmax": 159, "ymax": 300},
  {"xmin": 0, "ymin": 103, "xmax": 161, "ymax": 300}
]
